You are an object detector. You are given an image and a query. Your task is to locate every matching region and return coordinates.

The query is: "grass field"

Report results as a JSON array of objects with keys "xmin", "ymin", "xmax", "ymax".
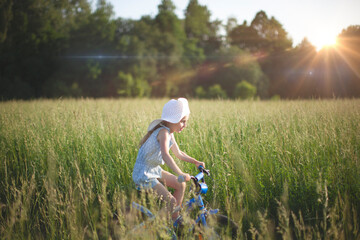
[{"xmin": 0, "ymin": 98, "xmax": 359, "ymax": 239}]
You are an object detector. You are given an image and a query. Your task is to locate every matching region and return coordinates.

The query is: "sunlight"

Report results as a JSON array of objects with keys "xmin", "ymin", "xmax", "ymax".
[{"xmin": 312, "ymin": 33, "xmax": 338, "ymax": 51}]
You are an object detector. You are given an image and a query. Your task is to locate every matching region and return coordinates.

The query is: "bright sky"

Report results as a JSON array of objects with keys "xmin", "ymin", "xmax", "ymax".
[{"xmin": 104, "ymin": 0, "xmax": 360, "ymax": 50}]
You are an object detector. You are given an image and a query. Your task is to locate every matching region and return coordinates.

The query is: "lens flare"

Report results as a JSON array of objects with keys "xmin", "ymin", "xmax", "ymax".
[{"xmin": 312, "ymin": 34, "xmax": 338, "ymax": 51}]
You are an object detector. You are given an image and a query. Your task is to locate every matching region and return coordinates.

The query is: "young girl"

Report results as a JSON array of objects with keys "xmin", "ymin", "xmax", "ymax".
[{"xmin": 132, "ymin": 98, "xmax": 205, "ymax": 222}]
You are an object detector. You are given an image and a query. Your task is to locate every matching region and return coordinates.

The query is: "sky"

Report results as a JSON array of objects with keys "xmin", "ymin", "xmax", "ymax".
[{"xmin": 103, "ymin": 0, "xmax": 360, "ymax": 50}]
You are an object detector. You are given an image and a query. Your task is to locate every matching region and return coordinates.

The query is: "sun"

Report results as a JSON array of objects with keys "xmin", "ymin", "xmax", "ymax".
[{"xmin": 311, "ymin": 33, "xmax": 338, "ymax": 51}]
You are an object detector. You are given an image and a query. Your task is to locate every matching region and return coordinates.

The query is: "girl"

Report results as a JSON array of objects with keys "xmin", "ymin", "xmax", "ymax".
[{"xmin": 132, "ymin": 98, "xmax": 205, "ymax": 222}]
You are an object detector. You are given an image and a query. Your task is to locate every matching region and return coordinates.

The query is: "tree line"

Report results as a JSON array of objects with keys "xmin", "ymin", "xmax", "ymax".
[{"xmin": 1, "ymin": 0, "xmax": 359, "ymax": 100}]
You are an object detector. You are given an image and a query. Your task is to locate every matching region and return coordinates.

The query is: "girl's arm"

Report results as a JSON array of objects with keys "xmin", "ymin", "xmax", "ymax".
[
  {"xmin": 170, "ymin": 135, "xmax": 205, "ymax": 168},
  {"xmin": 158, "ymin": 129, "xmax": 190, "ymax": 178}
]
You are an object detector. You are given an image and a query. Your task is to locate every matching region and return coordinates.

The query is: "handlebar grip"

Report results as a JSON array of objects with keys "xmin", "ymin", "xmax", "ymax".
[{"xmin": 198, "ymin": 165, "xmax": 210, "ymax": 176}]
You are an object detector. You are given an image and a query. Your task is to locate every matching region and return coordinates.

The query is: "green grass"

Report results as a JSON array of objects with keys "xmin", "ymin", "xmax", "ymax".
[{"xmin": 0, "ymin": 98, "xmax": 359, "ymax": 239}]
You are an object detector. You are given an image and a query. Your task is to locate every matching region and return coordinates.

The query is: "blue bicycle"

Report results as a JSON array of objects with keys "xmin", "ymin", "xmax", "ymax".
[{"xmin": 130, "ymin": 166, "xmax": 238, "ymax": 239}]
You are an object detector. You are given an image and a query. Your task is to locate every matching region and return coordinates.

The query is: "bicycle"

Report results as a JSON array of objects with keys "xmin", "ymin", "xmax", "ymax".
[{"xmin": 128, "ymin": 166, "xmax": 238, "ymax": 239}]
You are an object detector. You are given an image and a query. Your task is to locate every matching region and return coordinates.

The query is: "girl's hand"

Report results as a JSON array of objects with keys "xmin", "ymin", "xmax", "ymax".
[
  {"xmin": 178, "ymin": 173, "xmax": 191, "ymax": 182},
  {"xmin": 178, "ymin": 173, "xmax": 191, "ymax": 183},
  {"xmin": 195, "ymin": 161, "xmax": 205, "ymax": 169},
  {"xmin": 183, "ymin": 173, "xmax": 191, "ymax": 182}
]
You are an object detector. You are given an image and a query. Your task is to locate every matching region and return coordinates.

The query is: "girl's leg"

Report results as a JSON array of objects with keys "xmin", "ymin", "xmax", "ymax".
[
  {"xmin": 152, "ymin": 182, "xmax": 178, "ymax": 220},
  {"xmin": 157, "ymin": 170, "xmax": 186, "ymax": 218}
]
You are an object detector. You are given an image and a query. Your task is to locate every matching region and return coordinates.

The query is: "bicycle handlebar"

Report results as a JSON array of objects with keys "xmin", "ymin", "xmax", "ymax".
[
  {"xmin": 198, "ymin": 165, "xmax": 210, "ymax": 176},
  {"xmin": 177, "ymin": 165, "xmax": 210, "ymax": 183}
]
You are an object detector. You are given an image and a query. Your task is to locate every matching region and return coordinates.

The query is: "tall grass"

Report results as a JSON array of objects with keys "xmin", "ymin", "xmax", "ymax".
[{"xmin": 0, "ymin": 98, "xmax": 359, "ymax": 239}]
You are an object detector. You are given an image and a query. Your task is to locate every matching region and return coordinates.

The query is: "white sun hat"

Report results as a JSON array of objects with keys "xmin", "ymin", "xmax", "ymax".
[{"xmin": 147, "ymin": 98, "xmax": 190, "ymax": 132}]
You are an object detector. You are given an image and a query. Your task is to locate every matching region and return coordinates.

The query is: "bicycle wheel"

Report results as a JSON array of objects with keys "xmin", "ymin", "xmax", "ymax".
[{"xmin": 197, "ymin": 214, "xmax": 238, "ymax": 240}]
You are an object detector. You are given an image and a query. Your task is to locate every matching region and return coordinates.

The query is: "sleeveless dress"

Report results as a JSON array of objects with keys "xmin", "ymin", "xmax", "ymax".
[{"xmin": 132, "ymin": 125, "xmax": 174, "ymax": 189}]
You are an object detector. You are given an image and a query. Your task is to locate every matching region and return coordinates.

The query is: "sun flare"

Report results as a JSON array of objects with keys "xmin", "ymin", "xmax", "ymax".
[{"xmin": 312, "ymin": 33, "xmax": 338, "ymax": 51}]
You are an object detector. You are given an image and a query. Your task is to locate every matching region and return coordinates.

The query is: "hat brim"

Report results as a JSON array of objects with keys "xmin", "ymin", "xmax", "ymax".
[{"xmin": 147, "ymin": 119, "xmax": 163, "ymax": 132}]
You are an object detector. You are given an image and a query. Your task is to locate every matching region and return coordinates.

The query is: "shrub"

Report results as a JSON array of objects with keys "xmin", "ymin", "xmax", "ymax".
[
  {"xmin": 271, "ymin": 94, "xmax": 281, "ymax": 101},
  {"xmin": 116, "ymin": 72, "xmax": 151, "ymax": 97},
  {"xmin": 208, "ymin": 84, "xmax": 227, "ymax": 99},
  {"xmin": 234, "ymin": 80, "xmax": 256, "ymax": 99},
  {"xmin": 195, "ymin": 86, "xmax": 207, "ymax": 99}
]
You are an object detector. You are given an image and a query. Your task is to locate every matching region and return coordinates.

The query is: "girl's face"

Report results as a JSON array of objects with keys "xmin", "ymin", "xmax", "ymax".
[{"xmin": 168, "ymin": 115, "xmax": 189, "ymax": 133}]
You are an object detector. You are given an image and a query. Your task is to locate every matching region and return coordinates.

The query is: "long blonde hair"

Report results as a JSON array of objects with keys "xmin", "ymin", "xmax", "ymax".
[{"xmin": 139, "ymin": 121, "xmax": 166, "ymax": 148}]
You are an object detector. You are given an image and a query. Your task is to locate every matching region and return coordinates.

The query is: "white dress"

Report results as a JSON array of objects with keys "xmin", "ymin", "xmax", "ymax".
[{"xmin": 132, "ymin": 126, "xmax": 174, "ymax": 185}]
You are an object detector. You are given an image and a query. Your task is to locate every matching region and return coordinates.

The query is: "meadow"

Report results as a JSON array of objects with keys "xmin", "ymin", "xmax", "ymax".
[{"xmin": 0, "ymin": 98, "xmax": 359, "ymax": 239}]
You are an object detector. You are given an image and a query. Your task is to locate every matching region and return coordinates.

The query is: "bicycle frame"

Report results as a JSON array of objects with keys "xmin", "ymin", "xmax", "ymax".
[
  {"xmin": 183, "ymin": 167, "xmax": 219, "ymax": 229},
  {"xmin": 131, "ymin": 166, "xmax": 219, "ymax": 237}
]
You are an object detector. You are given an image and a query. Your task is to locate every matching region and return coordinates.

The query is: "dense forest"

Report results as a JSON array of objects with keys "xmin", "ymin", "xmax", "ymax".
[{"xmin": 1, "ymin": 0, "xmax": 359, "ymax": 100}]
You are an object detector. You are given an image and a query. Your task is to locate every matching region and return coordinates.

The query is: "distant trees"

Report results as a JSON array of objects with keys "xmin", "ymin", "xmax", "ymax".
[
  {"xmin": 264, "ymin": 26, "xmax": 360, "ymax": 99},
  {"xmin": 227, "ymin": 10, "xmax": 295, "ymax": 98},
  {"xmin": 228, "ymin": 11, "xmax": 292, "ymax": 53},
  {"xmin": 0, "ymin": 0, "xmax": 76, "ymax": 99},
  {"xmin": 315, "ymin": 25, "xmax": 360, "ymax": 98},
  {"xmin": 192, "ymin": 46, "xmax": 268, "ymax": 98},
  {"xmin": 0, "ymin": 0, "xmax": 359, "ymax": 100},
  {"xmin": 337, "ymin": 25, "xmax": 360, "ymax": 92}
]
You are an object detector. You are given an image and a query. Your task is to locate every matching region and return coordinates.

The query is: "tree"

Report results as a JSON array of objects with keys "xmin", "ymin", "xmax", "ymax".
[
  {"xmin": 338, "ymin": 25, "xmax": 360, "ymax": 49},
  {"xmin": 225, "ymin": 17, "xmax": 238, "ymax": 37},
  {"xmin": 182, "ymin": 0, "xmax": 211, "ymax": 66},
  {"xmin": 228, "ymin": 20, "xmax": 258, "ymax": 51},
  {"xmin": 155, "ymin": 0, "xmax": 185, "ymax": 65},
  {"xmin": 155, "ymin": 0, "xmax": 184, "ymax": 40},
  {"xmin": 295, "ymin": 38, "xmax": 316, "ymax": 53},
  {"xmin": 184, "ymin": 0, "xmax": 222, "ymax": 57},
  {"xmin": 330, "ymin": 25, "xmax": 360, "ymax": 97},
  {"xmin": 151, "ymin": 0, "xmax": 187, "ymax": 96},
  {"xmin": 250, "ymin": 10, "xmax": 292, "ymax": 52},
  {"xmin": 203, "ymin": 19, "xmax": 223, "ymax": 57},
  {"xmin": 228, "ymin": 11, "xmax": 292, "ymax": 53},
  {"xmin": 184, "ymin": 0, "xmax": 210, "ymax": 40},
  {"xmin": 68, "ymin": 0, "xmax": 115, "ymax": 56},
  {"xmin": 0, "ymin": 0, "xmax": 13, "ymax": 43},
  {"xmin": 337, "ymin": 25, "xmax": 360, "ymax": 80}
]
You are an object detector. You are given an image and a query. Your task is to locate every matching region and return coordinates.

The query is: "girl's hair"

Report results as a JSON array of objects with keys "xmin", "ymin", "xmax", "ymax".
[{"xmin": 139, "ymin": 121, "xmax": 166, "ymax": 148}]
